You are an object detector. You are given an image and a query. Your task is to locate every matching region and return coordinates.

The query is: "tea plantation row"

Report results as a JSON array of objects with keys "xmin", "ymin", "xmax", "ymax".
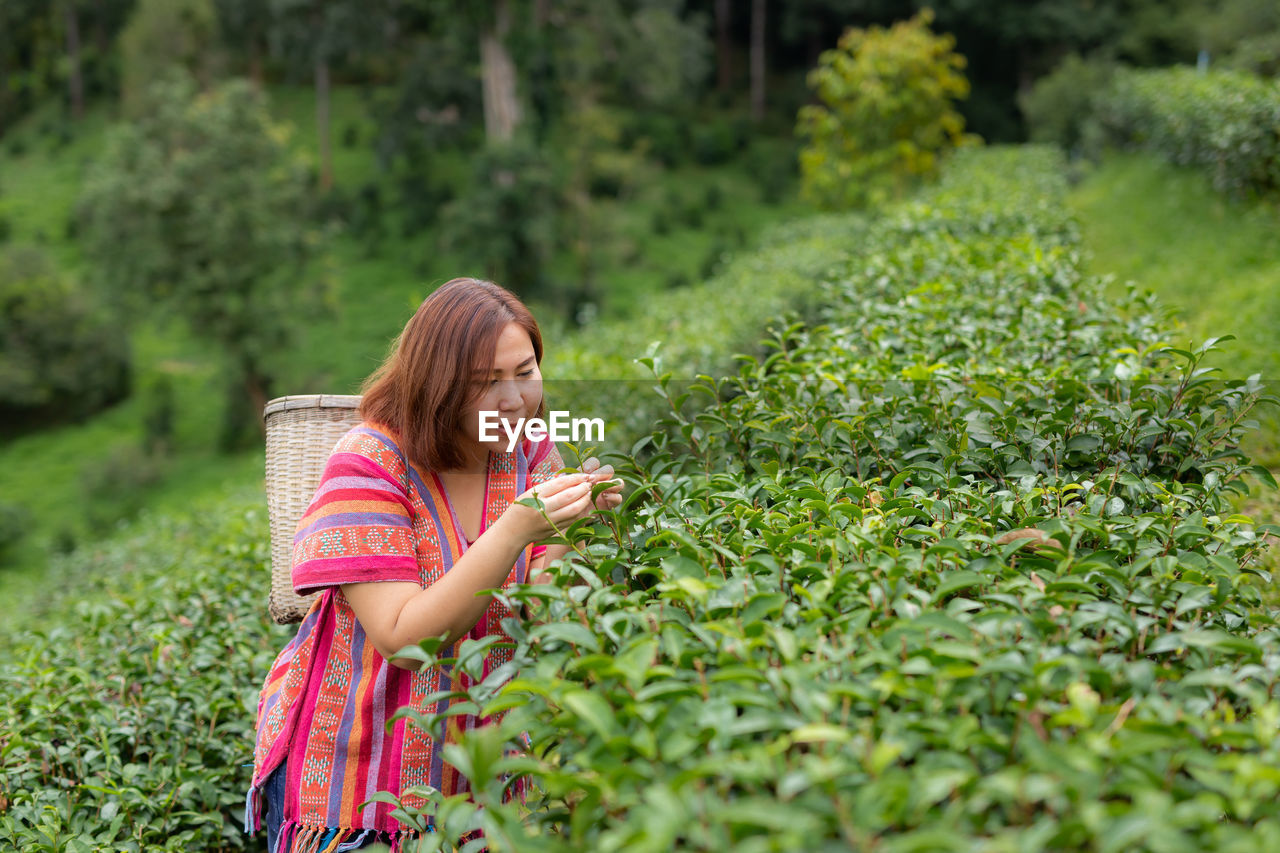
[
  {"xmin": 0, "ymin": 493, "xmax": 284, "ymax": 851},
  {"xmin": 2, "ymin": 146, "xmax": 1275, "ymax": 851},
  {"xmin": 388, "ymin": 147, "xmax": 1280, "ymax": 852},
  {"xmin": 0, "ymin": 180, "xmax": 872, "ymax": 850},
  {"xmin": 1097, "ymin": 66, "xmax": 1280, "ymax": 199}
]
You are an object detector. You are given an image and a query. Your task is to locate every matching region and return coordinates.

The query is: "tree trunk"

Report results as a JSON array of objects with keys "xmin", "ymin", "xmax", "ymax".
[
  {"xmin": 715, "ymin": 0, "xmax": 731, "ymax": 93},
  {"xmin": 245, "ymin": 366, "xmax": 269, "ymax": 438},
  {"xmin": 315, "ymin": 55, "xmax": 332, "ymax": 190},
  {"xmin": 481, "ymin": 0, "xmax": 521, "ymax": 144},
  {"xmin": 92, "ymin": 0, "xmax": 107, "ymax": 56},
  {"xmin": 249, "ymin": 35, "xmax": 264, "ymax": 86},
  {"xmin": 231, "ymin": 359, "xmax": 271, "ymax": 447},
  {"xmin": 64, "ymin": 1, "xmax": 84, "ymax": 120},
  {"xmin": 750, "ymin": 0, "xmax": 766, "ymax": 122},
  {"xmin": 1016, "ymin": 43, "xmax": 1036, "ymax": 100}
]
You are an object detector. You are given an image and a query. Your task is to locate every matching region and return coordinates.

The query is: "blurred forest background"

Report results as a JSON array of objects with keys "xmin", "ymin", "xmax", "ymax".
[
  {"xmin": 4, "ymin": 3, "xmax": 1280, "ymax": 849},
  {"xmin": 1, "ymin": 0, "xmax": 1278, "ymax": 586}
]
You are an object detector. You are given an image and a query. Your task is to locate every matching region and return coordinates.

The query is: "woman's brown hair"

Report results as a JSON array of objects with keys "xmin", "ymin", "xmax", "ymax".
[{"xmin": 358, "ymin": 277, "xmax": 547, "ymax": 472}]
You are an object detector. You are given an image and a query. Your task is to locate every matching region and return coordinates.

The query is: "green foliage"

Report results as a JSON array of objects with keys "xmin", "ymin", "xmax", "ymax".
[
  {"xmin": 541, "ymin": 210, "xmax": 868, "ymax": 450},
  {"xmin": 1184, "ymin": 0, "xmax": 1280, "ymax": 78},
  {"xmin": 797, "ymin": 9, "xmax": 979, "ymax": 209},
  {"xmin": 370, "ymin": 20, "xmax": 479, "ymax": 232},
  {"xmin": 528, "ymin": 0, "xmax": 711, "ymax": 114},
  {"xmin": 1094, "ymin": 66, "xmax": 1280, "ymax": 198},
  {"xmin": 437, "ymin": 141, "xmax": 561, "ymax": 302},
  {"xmin": 80, "ymin": 442, "xmax": 169, "ymax": 533},
  {"xmin": 118, "ymin": 0, "xmax": 220, "ymax": 116},
  {"xmin": 0, "ymin": 494, "xmax": 286, "ymax": 851},
  {"xmin": 2, "ymin": 146, "xmax": 1276, "ymax": 851},
  {"xmin": 1020, "ymin": 53, "xmax": 1118, "ymax": 156},
  {"xmin": 690, "ymin": 117, "xmax": 744, "ymax": 166},
  {"xmin": 381, "ymin": 147, "xmax": 1280, "ymax": 849},
  {"xmin": 77, "ymin": 70, "xmax": 328, "ymax": 449},
  {"xmin": 0, "ymin": 244, "xmax": 130, "ymax": 433},
  {"xmin": 0, "ymin": 501, "xmax": 32, "ymax": 562},
  {"xmin": 141, "ymin": 373, "xmax": 177, "ymax": 455},
  {"xmin": 0, "ymin": 82, "xmax": 806, "ymax": 582},
  {"xmin": 1066, "ymin": 151, "xmax": 1280, "ymax": 465},
  {"xmin": 0, "ymin": 1, "xmax": 137, "ymax": 129},
  {"xmin": 624, "ymin": 111, "xmax": 688, "ymax": 167}
]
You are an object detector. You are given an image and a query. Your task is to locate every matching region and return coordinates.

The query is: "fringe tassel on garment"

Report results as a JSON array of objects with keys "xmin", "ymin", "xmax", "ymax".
[
  {"xmin": 244, "ymin": 783, "xmax": 263, "ymax": 833},
  {"xmin": 274, "ymin": 822, "xmax": 437, "ymax": 853},
  {"xmin": 387, "ymin": 828, "xmax": 433, "ymax": 853}
]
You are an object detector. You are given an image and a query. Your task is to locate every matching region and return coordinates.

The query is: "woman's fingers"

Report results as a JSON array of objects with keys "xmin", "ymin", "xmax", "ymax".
[
  {"xmin": 594, "ymin": 490, "xmax": 623, "ymax": 511},
  {"xmin": 517, "ymin": 468, "xmax": 626, "ymax": 536},
  {"xmin": 540, "ymin": 480, "xmax": 589, "ymax": 505},
  {"xmin": 528, "ymin": 473, "xmax": 589, "ymax": 499},
  {"xmin": 580, "ymin": 458, "xmax": 619, "ymax": 484}
]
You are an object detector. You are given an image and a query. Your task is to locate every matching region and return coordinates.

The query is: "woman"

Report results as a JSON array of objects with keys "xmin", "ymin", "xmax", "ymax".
[{"xmin": 245, "ymin": 277, "xmax": 622, "ymax": 852}]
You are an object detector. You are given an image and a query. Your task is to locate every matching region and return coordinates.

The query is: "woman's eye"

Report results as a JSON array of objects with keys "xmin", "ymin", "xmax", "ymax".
[{"xmin": 484, "ymin": 370, "xmax": 535, "ymax": 385}]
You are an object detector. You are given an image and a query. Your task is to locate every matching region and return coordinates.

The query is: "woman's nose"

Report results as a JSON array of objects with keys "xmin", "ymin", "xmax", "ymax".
[{"xmin": 496, "ymin": 379, "xmax": 524, "ymax": 410}]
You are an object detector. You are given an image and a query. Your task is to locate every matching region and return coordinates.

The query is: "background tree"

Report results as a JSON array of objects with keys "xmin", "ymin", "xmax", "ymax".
[
  {"xmin": 117, "ymin": 0, "xmax": 219, "ymax": 115},
  {"xmin": 714, "ymin": 0, "xmax": 731, "ymax": 92},
  {"xmin": 438, "ymin": 142, "xmax": 560, "ymax": 301},
  {"xmin": 61, "ymin": 0, "xmax": 84, "ymax": 119},
  {"xmin": 0, "ymin": 0, "xmax": 132, "ymax": 126},
  {"xmin": 0, "ymin": 0, "xmax": 63, "ymax": 128},
  {"xmin": 1019, "ymin": 52, "xmax": 1117, "ymax": 157},
  {"xmin": 0, "ymin": 244, "xmax": 130, "ymax": 433},
  {"xmin": 750, "ymin": 0, "xmax": 765, "ymax": 121},
  {"xmin": 78, "ymin": 71, "xmax": 327, "ymax": 449},
  {"xmin": 370, "ymin": 4, "xmax": 479, "ymax": 236},
  {"xmin": 268, "ymin": 0, "xmax": 392, "ymax": 190},
  {"xmin": 481, "ymin": 0, "xmax": 521, "ymax": 143},
  {"xmin": 797, "ymin": 9, "xmax": 976, "ymax": 208},
  {"xmin": 213, "ymin": 0, "xmax": 272, "ymax": 83},
  {"xmin": 1186, "ymin": 0, "xmax": 1280, "ymax": 77}
]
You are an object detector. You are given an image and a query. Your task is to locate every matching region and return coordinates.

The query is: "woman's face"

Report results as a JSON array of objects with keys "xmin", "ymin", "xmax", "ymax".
[{"xmin": 457, "ymin": 321, "xmax": 543, "ymax": 465}]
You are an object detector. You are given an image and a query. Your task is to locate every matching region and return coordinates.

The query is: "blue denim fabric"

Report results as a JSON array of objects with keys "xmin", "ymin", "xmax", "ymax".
[
  {"xmin": 262, "ymin": 760, "xmax": 393, "ymax": 852},
  {"xmin": 263, "ymin": 761, "xmax": 288, "ymax": 853}
]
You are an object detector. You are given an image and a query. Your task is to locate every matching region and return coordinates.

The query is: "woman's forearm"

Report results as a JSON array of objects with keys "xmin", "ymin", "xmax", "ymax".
[
  {"xmin": 401, "ymin": 513, "xmax": 530, "ymax": 647},
  {"xmin": 345, "ymin": 514, "xmax": 534, "ymax": 666}
]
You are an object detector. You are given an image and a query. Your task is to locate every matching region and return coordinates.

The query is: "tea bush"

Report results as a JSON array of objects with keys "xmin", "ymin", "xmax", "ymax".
[
  {"xmin": 3, "ymin": 147, "xmax": 1276, "ymax": 852},
  {"xmin": 0, "ymin": 154, "xmax": 868, "ymax": 853},
  {"xmin": 1019, "ymin": 53, "xmax": 1117, "ymax": 158},
  {"xmin": 1095, "ymin": 66, "xmax": 1280, "ymax": 198},
  {"xmin": 541, "ymin": 211, "xmax": 870, "ymax": 452},
  {"xmin": 0, "ymin": 493, "xmax": 288, "ymax": 851},
  {"xmin": 382, "ymin": 148, "xmax": 1280, "ymax": 851}
]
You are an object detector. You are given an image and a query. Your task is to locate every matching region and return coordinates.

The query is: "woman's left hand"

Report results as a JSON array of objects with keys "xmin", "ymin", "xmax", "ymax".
[{"xmin": 580, "ymin": 457, "xmax": 623, "ymax": 512}]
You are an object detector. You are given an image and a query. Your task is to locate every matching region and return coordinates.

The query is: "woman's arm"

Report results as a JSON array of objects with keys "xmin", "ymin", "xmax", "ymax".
[{"xmin": 343, "ymin": 473, "xmax": 598, "ymax": 668}]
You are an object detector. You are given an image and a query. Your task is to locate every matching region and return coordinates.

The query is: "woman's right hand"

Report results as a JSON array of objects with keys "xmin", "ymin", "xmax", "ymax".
[{"xmin": 504, "ymin": 473, "xmax": 599, "ymax": 544}]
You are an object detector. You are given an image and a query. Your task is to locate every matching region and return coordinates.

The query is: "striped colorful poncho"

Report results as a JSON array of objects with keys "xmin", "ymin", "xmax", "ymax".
[{"xmin": 245, "ymin": 423, "xmax": 563, "ymax": 851}]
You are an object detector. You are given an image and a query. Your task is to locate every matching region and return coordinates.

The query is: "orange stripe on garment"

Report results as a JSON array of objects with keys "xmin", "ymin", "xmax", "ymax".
[
  {"xmin": 298, "ymin": 498, "xmax": 411, "ymax": 528},
  {"xmin": 339, "ymin": 628, "xmax": 379, "ymax": 823},
  {"xmin": 422, "ymin": 473, "xmax": 465, "ymax": 563},
  {"xmin": 263, "ymin": 673, "xmax": 287, "ymax": 698}
]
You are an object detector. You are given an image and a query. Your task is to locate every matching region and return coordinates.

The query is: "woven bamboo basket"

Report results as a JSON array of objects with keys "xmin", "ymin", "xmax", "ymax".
[{"xmin": 263, "ymin": 394, "xmax": 364, "ymax": 624}]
